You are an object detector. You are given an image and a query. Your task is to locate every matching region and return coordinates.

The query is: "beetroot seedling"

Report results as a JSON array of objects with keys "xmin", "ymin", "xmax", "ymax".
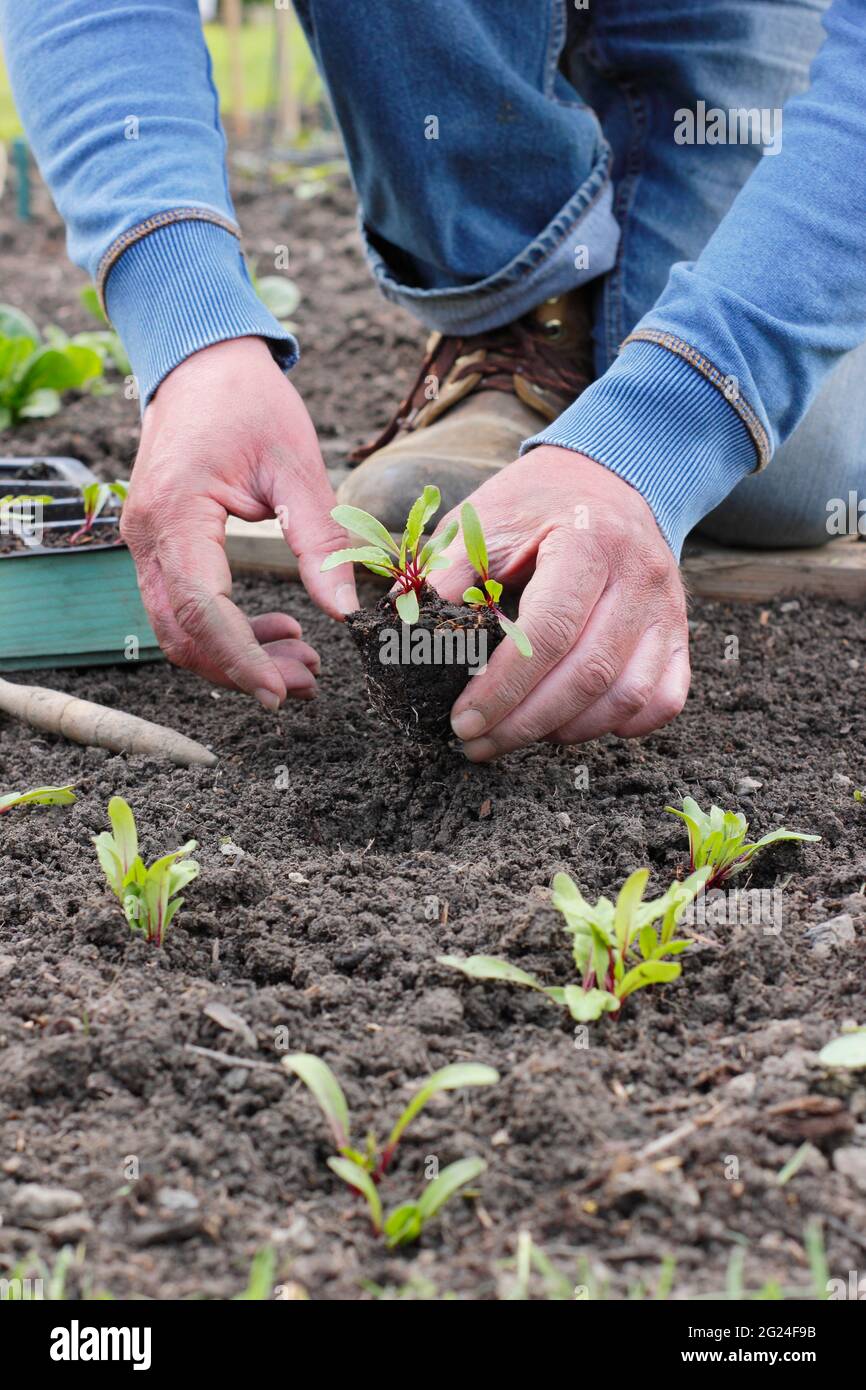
[
  {"xmin": 69, "ymin": 479, "xmax": 128, "ymax": 544},
  {"xmin": 666, "ymin": 796, "xmax": 819, "ymax": 888},
  {"xmin": 94, "ymin": 795, "xmax": 199, "ymax": 946},
  {"xmin": 323, "ymin": 485, "xmax": 457, "ymax": 624},
  {"xmin": 0, "ymin": 783, "xmax": 76, "ymax": 815},
  {"xmin": 282, "ymin": 1053, "xmax": 497, "ymax": 1247},
  {"xmin": 460, "ymin": 502, "xmax": 532, "ymax": 657},
  {"xmin": 441, "ymin": 867, "xmax": 711, "ymax": 1022}
]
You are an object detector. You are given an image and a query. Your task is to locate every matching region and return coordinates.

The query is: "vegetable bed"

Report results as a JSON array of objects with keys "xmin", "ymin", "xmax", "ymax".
[
  {"xmin": 1, "ymin": 162, "xmax": 865, "ymax": 1302},
  {"xmin": 1, "ymin": 579, "xmax": 865, "ymax": 1299}
]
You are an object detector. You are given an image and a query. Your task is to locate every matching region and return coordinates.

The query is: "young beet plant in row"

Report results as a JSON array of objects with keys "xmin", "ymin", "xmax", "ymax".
[
  {"xmin": 94, "ymin": 796, "xmax": 199, "ymax": 947},
  {"xmin": 666, "ymin": 796, "xmax": 819, "ymax": 889},
  {"xmin": 283, "ymin": 1054, "xmax": 497, "ymax": 1247},
  {"xmin": 322, "ymin": 486, "xmax": 530, "ymax": 740},
  {"xmin": 441, "ymin": 867, "xmax": 711, "ymax": 1023}
]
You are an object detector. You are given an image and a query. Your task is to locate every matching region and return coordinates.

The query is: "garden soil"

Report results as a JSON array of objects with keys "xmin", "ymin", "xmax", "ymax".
[{"xmin": 1, "ymin": 160, "xmax": 865, "ymax": 1302}]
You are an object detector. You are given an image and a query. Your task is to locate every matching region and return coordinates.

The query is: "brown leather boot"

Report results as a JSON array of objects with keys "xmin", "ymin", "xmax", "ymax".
[{"xmin": 337, "ymin": 289, "xmax": 593, "ymax": 528}]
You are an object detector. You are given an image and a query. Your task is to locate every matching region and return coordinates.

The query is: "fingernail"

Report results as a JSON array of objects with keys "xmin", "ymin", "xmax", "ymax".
[
  {"xmin": 255, "ymin": 687, "xmax": 282, "ymax": 712},
  {"xmin": 336, "ymin": 584, "xmax": 357, "ymax": 616},
  {"xmin": 462, "ymin": 737, "xmax": 497, "ymax": 763},
  {"xmin": 451, "ymin": 708, "xmax": 486, "ymax": 741}
]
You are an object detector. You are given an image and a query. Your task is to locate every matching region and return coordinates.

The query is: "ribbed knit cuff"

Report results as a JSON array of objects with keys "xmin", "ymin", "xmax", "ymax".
[
  {"xmin": 103, "ymin": 218, "xmax": 299, "ymax": 406},
  {"xmin": 521, "ymin": 339, "xmax": 759, "ymax": 557}
]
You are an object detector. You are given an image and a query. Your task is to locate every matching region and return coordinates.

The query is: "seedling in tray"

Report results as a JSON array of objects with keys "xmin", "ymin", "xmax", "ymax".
[
  {"xmin": 0, "ymin": 783, "xmax": 76, "ymax": 815},
  {"xmin": 69, "ymin": 479, "xmax": 128, "ymax": 545},
  {"xmin": 666, "ymin": 796, "xmax": 819, "ymax": 888},
  {"xmin": 441, "ymin": 866, "xmax": 711, "ymax": 1021},
  {"xmin": 460, "ymin": 502, "xmax": 532, "ymax": 657},
  {"xmin": 282, "ymin": 1053, "xmax": 497, "ymax": 1247},
  {"xmin": 94, "ymin": 795, "xmax": 199, "ymax": 946},
  {"xmin": 323, "ymin": 484, "xmax": 457, "ymax": 624}
]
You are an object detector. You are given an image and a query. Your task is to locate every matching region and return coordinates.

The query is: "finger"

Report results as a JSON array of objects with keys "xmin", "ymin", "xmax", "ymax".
[
  {"xmin": 259, "ymin": 644, "xmax": 317, "ymax": 697},
  {"xmin": 610, "ymin": 642, "xmax": 690, "ymax": 739},
  {"xmin": 546, "ymin": 626, "xmax": 678, "ymax": 747},
  {"xmin": 276, "ymin": 459, "xmax": 359, "ymax": 620},
  {"xmin": 459, "ymin": 585, "xmax": 643, "ymax": 761},
  {"xmin": 155, "ymin": 499, "xmax": 295, "ymax": 708},
  {"xmin": 260, "ymin": 636, "xmax": 321, "ymax": 678},
  {"xmin": 137, "ymin": 556, "xmax": 319, "ymax": 698},
  {"xmin": 449, "ymin": 529, "xmax": 606, "ymax": 743},
  {"xmin": 250, "ymin": 611, "xmax": 303, "ymax": 643}
]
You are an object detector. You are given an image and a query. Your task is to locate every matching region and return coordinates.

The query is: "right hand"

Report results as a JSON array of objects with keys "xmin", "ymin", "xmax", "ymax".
[{"xmin": 121, "ymin": 337, "xmax": 358, "ymax": 710}]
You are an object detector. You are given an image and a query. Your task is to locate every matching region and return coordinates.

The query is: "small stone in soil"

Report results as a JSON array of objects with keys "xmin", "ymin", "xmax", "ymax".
[{"xmin": 10, "ymin": 1184, "xmax": 84, "ymax": 1222}]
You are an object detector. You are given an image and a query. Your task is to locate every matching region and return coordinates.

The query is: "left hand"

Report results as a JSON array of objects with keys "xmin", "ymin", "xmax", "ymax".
[{"xmin": 430, "ymin": 446, "xmax": 691, "ymax": 760}]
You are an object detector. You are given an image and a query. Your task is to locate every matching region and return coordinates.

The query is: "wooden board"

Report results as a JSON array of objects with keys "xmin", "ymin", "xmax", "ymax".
[
  {"xmin": 681, "ymin": 534, "xmax": 866, "ymax": 604},
  {"xmin": 225, "ymin": 516, "xmax": 300, "ymax": 576},
  {"xmin": 226, "ymin": 519, "xmax": 866, "ymax": 605}
]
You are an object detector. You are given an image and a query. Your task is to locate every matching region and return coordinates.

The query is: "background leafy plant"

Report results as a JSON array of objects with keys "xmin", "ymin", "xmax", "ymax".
[
  {"xmin": 282, "ymin": 1053, "xmax": 496, "ymax": 1247},
  {"xmin": 0, "ymin": 304, "xmax": 102, "ymax": 427}
]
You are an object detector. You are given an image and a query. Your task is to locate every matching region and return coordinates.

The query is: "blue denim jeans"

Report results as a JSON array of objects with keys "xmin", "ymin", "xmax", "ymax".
[{"xmin": 294, "ymin": 0, "xmax": 864, "ymax": 547}]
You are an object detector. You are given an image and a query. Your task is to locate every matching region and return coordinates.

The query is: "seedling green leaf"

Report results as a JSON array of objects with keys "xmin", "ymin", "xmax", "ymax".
[
  {"xmin": 818, "ymin": 1030, "xmax": 866, "ymax": 1070},
  {"xmin": 282, "ymin": 1053, "xmax": 350, "ymax": 1149},
  {"xmin": 330, "ymin": 504, "xmax": 399, "ymax": 556},
  {"xmin": 666, "ymin": 796, "xmax": 819, "ymax": 887},
  {"xmin": 460, "ymin": 502, "xmax": 532, "ymax": 658},
  {"xmin": 0, "ymin": 784, "xmax": 76, "ymax": 815},
  {"xmin": 282, "ymin": 1052, "xmax": 497, "ymax": 1247},
  {"xmin": 437, "ymin": 954, "xmax": 549, "ymax": 993},
  {"xmin": 325, "ymin": 490, "xmax": 455, "ymax": 624},
  {"xmin": 328, "ymin": 1157, "xmax": 383, "ymax": 1232},
  {"xmin": 93, "ymin": 796, "xmax": 198, "ymax": 946},
  {"xmin": 395, "ymin": 589, "xmax": 420, "ymax": 624},
  {"xmin": 385, "ymin": 1062, "xmax": 499, "ymax": 1160},
  {"xmin": 442, "ymin": 867, "xmax": 711, "ymax": 1021},
  {"xmin": 70, "ymin": 478, "xmax": 128, "ymax": 544},
  {"xmin": 460, "ymin": 501, "xmax": 488, "ymax": 575},
  {"xmin": 383, "ymin": 1157, "xmax": 487, "ymax": 1249}
]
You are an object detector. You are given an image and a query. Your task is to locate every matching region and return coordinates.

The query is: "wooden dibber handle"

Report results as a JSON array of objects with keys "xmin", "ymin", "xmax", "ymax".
[{"xmin": 0, "ymin": 677, "xmax": 217, "ymax": 768}]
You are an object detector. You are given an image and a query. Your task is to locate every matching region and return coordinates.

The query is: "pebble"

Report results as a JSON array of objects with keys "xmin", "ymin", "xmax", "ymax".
[
  {"xmin": 156, "ymin": 1187, "xmax": 200, "ymax": 1212},
  {"xmin": 806, "ymin": 913, "xmax": 856, "ymax": 954},
  {"xmin": 736, "ymin": 776, "xmax": 763, "ymax": 795},
  {"xmin": 833, "ymin": 771, "xmax": 853, "ymax": 788},
  {"xmin": 833, "ymin": 1147, "xmax": 866, "ymax": 1192},
  {"xmin": 411, "ymin": 987, "xmax": 464, "ymax": 1034},
  {"xmin": 0, "ymin": 955, "xmax": 16, "ymax": 980},
  {"xmin": 724, "ymin": 1071, "xmax": 757, "ymax": 1100},
  {"xmin": 9, "ymin": 1184, "xmax": 84, "ymax": 1222},
  {"xmin": 46, "ymin": 1212, "xmax": 94, "ymax": 1243}
]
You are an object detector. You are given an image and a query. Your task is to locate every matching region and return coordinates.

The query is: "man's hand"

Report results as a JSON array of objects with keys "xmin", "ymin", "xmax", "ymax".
[
  {"xmin": 122, "ymin": 338, "xmax": 358, "ymax": 709},
  {"xmin": 432, "ymin": 447, "xmax": 690, "ymax": 759}
]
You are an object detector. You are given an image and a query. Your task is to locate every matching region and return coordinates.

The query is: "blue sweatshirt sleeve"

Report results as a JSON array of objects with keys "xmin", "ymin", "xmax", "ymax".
[
  {"xmin": 524, "ymin": 0, "xmax": 866, "ymax": 556},
  {"xmin": 0, "ymin": 0, "xmax": 297, "ymax": 404}
]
